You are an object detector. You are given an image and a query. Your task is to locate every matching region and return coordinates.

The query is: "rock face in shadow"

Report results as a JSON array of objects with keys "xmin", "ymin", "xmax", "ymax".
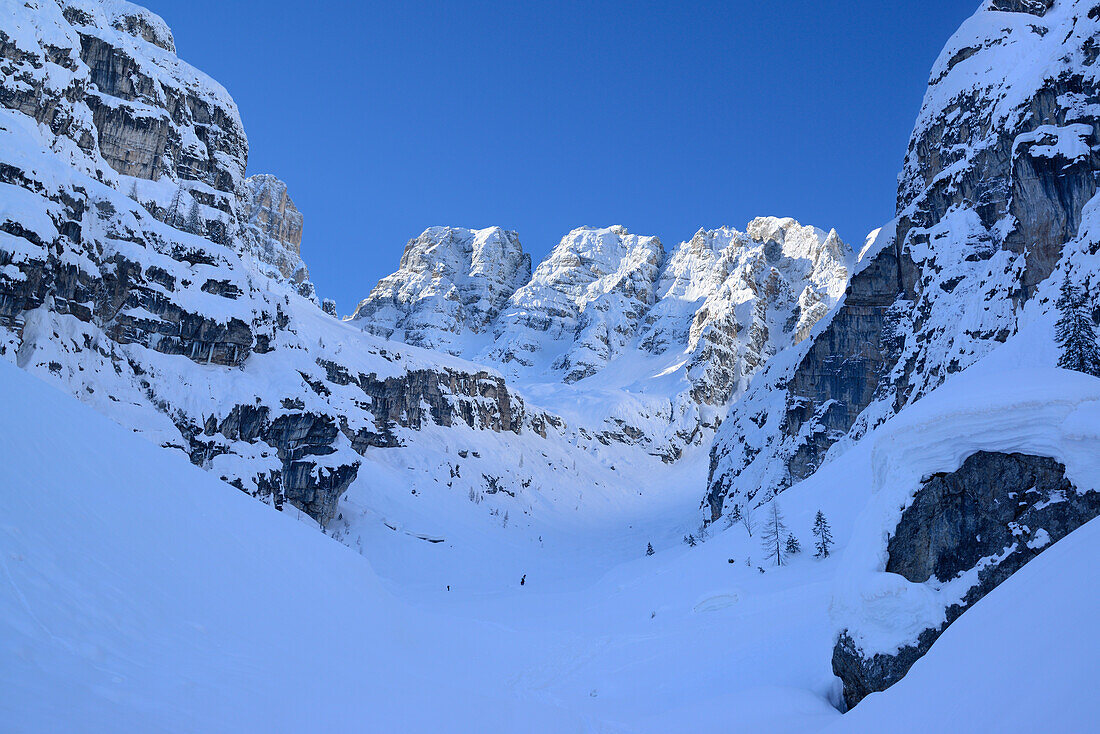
[
  {"xmin": 832, "ymin": 451, "xmax": 1100, "ymax": 709},
  {"xmin": 705, "ymin": 0, "xmax": 1100, "ymax": 522}
]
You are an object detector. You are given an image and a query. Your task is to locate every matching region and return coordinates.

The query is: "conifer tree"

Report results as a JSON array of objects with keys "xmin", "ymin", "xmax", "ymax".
[
  {"xmin": 1055, "ymin": 274, "xmax": 1100, "ymax": 376},
  {"xmin": 725, "ymin": 503, "xmax": 742, "ymax": 529},
  {"xmin": 646, "ymin": 542, "xmax": 655, "ymax": 556},
  {"xmin": 812, "ymin": 510, "xmax": 833, "ymax": 559},
  {"xmin": 785, "ymin": 534, "xmax": 802, "ymax": 556},
  {"xmin": 166, "ymin": 185, "xmax": 186, "ymax": 229},
  {"xmin": 185, "ymin": 200, "xmax": 202, "ymax": 236},
  {"xmin": 760, "ymin": 502, "xmax": 788, "ymax": 566}
]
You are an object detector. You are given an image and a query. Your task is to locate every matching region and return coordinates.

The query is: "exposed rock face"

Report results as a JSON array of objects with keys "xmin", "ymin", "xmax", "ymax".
[
  {"xmin": 833, "ymin": 451, "xmax": 1100, "ymax": 708},
  {"xmin": 241, "ymin": 173, "xmax": 316, "ymax": 301},
  {"xmin": 641, "ymin": 218, "xmax": 851, "ymax": 405},
  {"xmin": 350, "ymin": 226, "xmax": 531, "ymax": 355},
  {"xmin": 350, "ymin": 219, "xmax": 852, "ymax": 461},
  {"xmin": 488, "ymin": 225, "xmax": 664, "ymax": 382},
  {"xmin": 705, "ymin": 0, "xmax": 1100, "ymax": 521},
  {"xmin": 0, "ymin": 0, "xmax": 551, "ymax": 526}
]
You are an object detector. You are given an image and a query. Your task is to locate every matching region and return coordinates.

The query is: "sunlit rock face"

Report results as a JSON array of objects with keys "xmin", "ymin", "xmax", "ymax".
[
  {"xmin": 350, "ymin": 226, "xmax": 531, "ymax": 355},
  {"xmin": 705, "ymin": 0, "xmax": 1100, "ymax": 522}
]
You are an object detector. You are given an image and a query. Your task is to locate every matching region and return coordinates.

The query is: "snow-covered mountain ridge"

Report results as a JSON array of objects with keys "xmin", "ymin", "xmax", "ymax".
[
  {"xmin": 1, "ymin": 0, "xmax": 819, "ymax": 546},
  {"xmin": 350, "ymin": 217, "xmax": 854, "ymax": 459}
]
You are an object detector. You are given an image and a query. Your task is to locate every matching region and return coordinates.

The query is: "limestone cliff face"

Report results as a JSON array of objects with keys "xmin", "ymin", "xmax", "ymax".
[
  {"xmin": 832, "ymin": 451, "xmax": 1100, "ymax": 709},
  {"xmin": 0, "ymin": 0, "xmax": 545, "ymax": 525},
  {"xmin": 350, "ymin": 226, "xmax": 531, "ymax": 354},
  {"xmin": 487, "ymin": 225, "xmax": 665, "ymax": 382},
  {"xmin": 643, "ymin": 218, "xmax": 852, "ymax": 406},
  {"xmin": 705, "ymin": 0, "xmax": 1100, "ymax": 521},
  {"xmin": 242, "ymin": 173, "xmax": 316, "ymax": 301}
]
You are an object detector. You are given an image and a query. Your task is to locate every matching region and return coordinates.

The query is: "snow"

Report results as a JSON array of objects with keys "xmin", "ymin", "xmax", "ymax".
[
  {"xmin": 830, "ymin": 365, "xmax": 1100, "ymax": 657},
  {"xmin": 2, "ymin": 1, "xmax": 1099, "ymax": 730},
  {"xmin": 824, "ymin": 516, "xmax": 1100, "ymax": 734},
  {"xmin": 0, "ymin": 357, "xmax": 847, "ymax": 732}
]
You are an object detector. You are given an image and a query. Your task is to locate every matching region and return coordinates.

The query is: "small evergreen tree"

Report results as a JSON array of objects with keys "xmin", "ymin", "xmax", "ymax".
[
  {"xmin": 760, "ymin": 502, "xmax": 788, "ymax": 566},
  {"xmin": 1055, "ymin": 273, "xmax": 1100, "ymax": 376},
  {"xmin": 684, "ymin": 534, "xmax": 698, "ymax": 547},
  {"xmin": 185, "ymin": 200, "xmax": 202, "ymax": 236},
  {"xmin": 812, "ymin": 510, "xmax": 834, "ymax": 559},
  {"xmin": 785, "ymin": 534, "xmax": 802, "ymax": 556},
  {"xmin": 166, "ymin": 185, "xmax": 186, "ymax": 228},
  {"xmin": 646, "ymin": 542, "xmax": 655, "ymax": 556}
]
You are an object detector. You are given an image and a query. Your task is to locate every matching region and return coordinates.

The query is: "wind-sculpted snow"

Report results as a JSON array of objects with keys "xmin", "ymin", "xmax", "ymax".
[{"xmin": 706, "ymin": 0, "xmax": 1100, "ymax": 522}]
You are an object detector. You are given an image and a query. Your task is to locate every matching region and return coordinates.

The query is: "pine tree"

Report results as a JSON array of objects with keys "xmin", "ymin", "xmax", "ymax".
[
  {"xmin": 185, "ymin": 200, "xmax": 202, "ymax": 236},
  {"xmin": 725, "ymin": 503, "xmax": 743, "ymax": 528},
  {"xmin": 684, "ymin": 534, "xmax": 697, "ymax": 547},
  {"xmin": 812, "ymin": 510, "xmax": 834, "ymax": 559},
  {"xmin": 785, "ymin": 534, "xmax": 802, "ymax": 556},
  {"xmin": 646, "ymin": 542, "xmax": 655, "ymax": 556},
  {"xmin": 1055, "ymin": 273, "xmax": 1100, "ymax": 376},
  {"xmin": 760, "ymin": 502, "xmax": 788, "ymax": 566}
]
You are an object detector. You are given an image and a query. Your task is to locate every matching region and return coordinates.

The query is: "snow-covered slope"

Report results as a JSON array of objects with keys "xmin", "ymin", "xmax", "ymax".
[
  {"xmin": 5, "ymin": 348, "xmax": 1097, "ymax": 733},
  {"xmin": 827, "ymin": 515, "xmax": 1100, "ymax": 733},
  {"xmin": 706, "ymin": 0, "xmax": 1100, "ymax": 520}
]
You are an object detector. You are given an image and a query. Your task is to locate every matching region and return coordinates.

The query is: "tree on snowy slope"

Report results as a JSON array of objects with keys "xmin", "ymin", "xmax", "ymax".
[
  {"xmin": 785, "ymin": 534, "xmax": 801, "ymax": 556},
  {"xmin": 186, "ymin": 200, "xmax": 203, "ymax": 236},
  {"xmin": 166, "ymin": 185, "xmax": 186, "ymax": 229},
  {"xmin": 760, "ymin": 503, "xmax": 788, "ymax": 566},
  {"xmin": 812, "ymin": 511, "xmax": 833, "ymax": 559},
  {"xmin": 1055, "ymin": 274, "xmax": 1100, "ymax": 376}
]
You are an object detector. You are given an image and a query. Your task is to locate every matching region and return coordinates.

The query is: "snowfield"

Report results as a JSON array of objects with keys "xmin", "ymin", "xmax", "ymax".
[{"xmin": 3, "ymin": 353, "xmax": 1098, "ymax": 732}]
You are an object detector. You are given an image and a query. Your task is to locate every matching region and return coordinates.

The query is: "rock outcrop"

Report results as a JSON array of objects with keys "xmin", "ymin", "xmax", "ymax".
[
  {"xmin": 705, "ymin": 0, "xmax": 1100, "ymax": 521},
  {"xmin": 241, "ymin": 173, "xmax": 316, "ymax": 301},
  {"xmin": 832, "ymin": 450, "xmax": 1100, "ymax": 708},
  {"xmin": 0, "ymin": 0, "xmax": 552, "ymax": 526},
  {"xmin": 350, "ymin": 226, "xmax": 531, "ymax": 354}
]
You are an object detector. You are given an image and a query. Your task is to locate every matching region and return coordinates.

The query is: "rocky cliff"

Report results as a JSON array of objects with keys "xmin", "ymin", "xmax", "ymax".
[
  {"xmin": 350, "ymin": 226, "xmax": 530, "ymax": 354},
  {"xmin": 705, "ymin": 0, "xmax": 1100, "ymax": 522},
  {"xmin": 351, "ymin": 218, "xmax": 853, "ymax": 460},
  {"xmin": 0, "ymin": 0, "xmax": 555, "ymax": 526}
]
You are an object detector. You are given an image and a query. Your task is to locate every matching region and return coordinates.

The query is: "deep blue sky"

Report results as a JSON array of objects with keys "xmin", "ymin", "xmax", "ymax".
[{"xmin": 144, "ymin": 1, "xmax": 978, "ymax": 312}]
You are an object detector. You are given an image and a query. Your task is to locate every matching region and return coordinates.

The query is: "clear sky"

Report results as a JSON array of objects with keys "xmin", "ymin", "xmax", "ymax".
[{"xmin": 143, "ymin": 1, "xmax": 979, "ymax": 312}]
